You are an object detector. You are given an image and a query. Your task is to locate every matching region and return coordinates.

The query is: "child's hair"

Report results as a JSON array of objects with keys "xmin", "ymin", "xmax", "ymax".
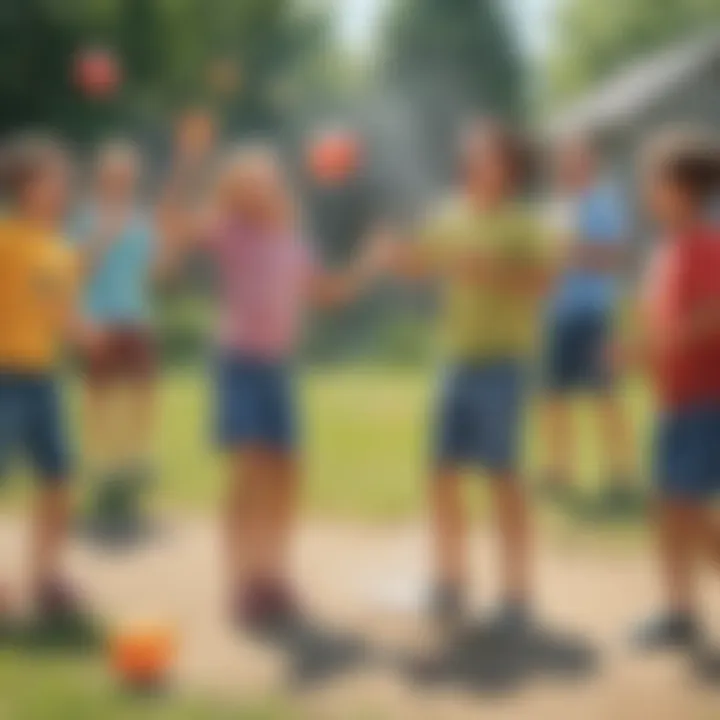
[
  {"xmin": 643, "ymin": 127, "xmax": 720, "ymax": 202},
  {"xmin": 0, "ymin": 132, "xmax": 69, "ymax": 206},
  {"xmin": 459, "ymin": 118, "xmax": 536, "ymax": 187},
  {"xmin": 95, "ymin": 138, "xmax": 142, "ymax": 171}
]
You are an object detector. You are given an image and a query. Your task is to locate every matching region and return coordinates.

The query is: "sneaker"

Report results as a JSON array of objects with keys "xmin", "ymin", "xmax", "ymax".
[
  {"xmin": 233, "ymin": 580, "xmax": 302, "ymax": 632},
  {"xmin": 630, "ymin": 612, "xmax": 699, "ymax": 651},
  {"xmin": 36, "ymin": 578, "xmax": 86, "ymax": 624},
  {"xmin": 429, "ymin": 582, "xmax": 464, "ymax": 627},
  {"xmin": 490, "ymin": 600, "xmax": 532, "ymax": 638}
]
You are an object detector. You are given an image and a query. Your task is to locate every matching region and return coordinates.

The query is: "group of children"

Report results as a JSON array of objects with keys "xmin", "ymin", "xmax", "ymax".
[{"xmin": 1, "ymin": 115, "xmax": 720, "ymax": 664}]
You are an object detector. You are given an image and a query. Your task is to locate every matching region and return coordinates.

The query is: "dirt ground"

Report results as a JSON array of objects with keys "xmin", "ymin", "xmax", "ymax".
[{"xmin": 3, "ymin": 514, "xmax": 720, "ymax": 720}]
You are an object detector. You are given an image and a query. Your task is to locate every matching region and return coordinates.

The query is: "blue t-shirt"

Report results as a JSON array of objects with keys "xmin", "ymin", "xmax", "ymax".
[
  {"xmin": 72, "ymin": 207, "xmax": 155, "ymax": 325},
  {"xmin": 549, "ymin": 183, "xmax": 627, "ymax": 318}
]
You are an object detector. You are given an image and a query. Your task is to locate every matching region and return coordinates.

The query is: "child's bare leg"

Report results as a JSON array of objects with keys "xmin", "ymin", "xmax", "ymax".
[
  {"xmin": 430, "ymin": 467, "xmax": 467, "ymax": 588},
  {"xmin": 632, "ymin": 497, "xmax": 703, "ymax": 649},
  {"xmin": 491, "ymin": 475, "xmax": 531, "ymax": 606},
  {"xmin": 656, "ymin": 499, "xmax": 702, "ymax": 615},
  {"xmin": 540, "ymin": 397, "xmax": 574, "ymax": 485},
  {"xmin": 596, "ymin": 393, "xmax": 634, "ymax": 483},
  {"xmin": 224, "ymin": 450, "xmax": 259, "ymax": 593},
  {"xmin": 83, "ymin": 383, "xmax": 112, "ymax": 472},
  {"xmin": 263, "ymin": 450, "xmax": 300, "ymax": 584},
  {"xmin": 32, "ymin": 484, "xmax": 72, "ymax": 589},
  {"xmin": 121, "ymin": 379, "xmax": 156, "ymax": 467}
]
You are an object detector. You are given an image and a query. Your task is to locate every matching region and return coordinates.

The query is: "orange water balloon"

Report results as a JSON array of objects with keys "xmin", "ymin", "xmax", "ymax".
[
  {"xmin": 109, "ymin": 621, "xmax": 177, "ymax": 688},
  {"xmin": 307, "ymin": 128, "xmax": 362, "ymax": 186}
]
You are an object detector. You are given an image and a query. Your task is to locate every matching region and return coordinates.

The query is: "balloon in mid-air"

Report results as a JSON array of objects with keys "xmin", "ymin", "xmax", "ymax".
[
  {"xmin": 306, "ymin": 128, "xmax": 362, "ymax": 186},
  {"xmin": 73, "ymin": 47, "xmax": 121, "ymax": 99}
]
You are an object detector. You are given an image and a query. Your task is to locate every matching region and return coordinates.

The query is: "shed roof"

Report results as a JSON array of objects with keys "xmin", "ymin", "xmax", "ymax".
[{"xmin": 549, "ymin": 32, "xmax": 720, "ymax": 139}]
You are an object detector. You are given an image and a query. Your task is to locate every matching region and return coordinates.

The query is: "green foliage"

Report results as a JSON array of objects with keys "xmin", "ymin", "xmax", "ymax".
[
  {"xmin": 0, "ymin": 0, "xmax": 332, "ymax": 137},
  {"xmin": 549, "ymin": 0, "xmax": 720, "ymax": 103},
  {"xmin": 382, "ymin": 0, "xmax": 526, "ymax": 118}
]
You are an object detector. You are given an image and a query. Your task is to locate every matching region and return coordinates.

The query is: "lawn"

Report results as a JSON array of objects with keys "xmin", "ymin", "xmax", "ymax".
[
  {"xmin": 151, "ymin": 365, "xmax": 652, "ymax": 519},
  {"xmin": 0, "ymin": 366, "xmax": 653, "ymax": 718}
]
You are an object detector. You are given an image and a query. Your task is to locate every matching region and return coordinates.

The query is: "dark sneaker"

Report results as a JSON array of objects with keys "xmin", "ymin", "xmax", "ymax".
[
  {"xmin": 233, "ymin": 580, "xmax": 302, "ymax": 633},
  {"xmin": 490, "ymin": 600, "xmax": 532, "ymax": 638},
  {"xmin": 631, "ymin": 612, "xmax": 699, "ymax": 651},
  {"xmin": 36, "ymin": 578, "xmax": 86, "ymax": 623},
  {"xmin": 429, "ymin": 582, "xmax": 465, "ymax": 627},
  {"xmin": 690, "ymin": 643, "xmax": 720, "ymax": 684}
]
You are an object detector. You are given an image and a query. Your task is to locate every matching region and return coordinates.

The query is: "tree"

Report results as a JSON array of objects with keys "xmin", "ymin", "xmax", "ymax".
[
  {"xmin": 382, "ymin": 0, "xmax": 526, "ymax": 119},
  {"xmin": 549, "ymin": 0, "xmax": 720, "ymax": 103},
  {"xmin": 0, "ymin": 0, "xmax": 332, "ymax": 137}
]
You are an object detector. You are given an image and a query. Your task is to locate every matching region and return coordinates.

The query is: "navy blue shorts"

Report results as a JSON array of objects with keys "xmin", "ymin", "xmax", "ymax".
[
  {"xmin": 654, "ymin": 404, "xmax": 720, "ymax": 500},
  {"xmin": 0, "ymin": 373, "xmax": 71, "ymax": 484},
  {"xmin": 544, "ymin": 310, "xmax": 613, "ymax": 393},
  {"xmin": 214, "ymin": 354, "xmax": 296, "ymax": 452},
  {"xmin": 434, "ymin": 361, "xmax": 526, "ymax": 475}
]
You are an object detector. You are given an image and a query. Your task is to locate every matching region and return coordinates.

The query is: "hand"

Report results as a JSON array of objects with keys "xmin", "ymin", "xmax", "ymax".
[
  {"xmin": 357, "ymin": 227, "xmax": 397, "ymax": 280},
  {"xmin": 74, "ymin": 321, "xmax": 106, "ymax": 356}
]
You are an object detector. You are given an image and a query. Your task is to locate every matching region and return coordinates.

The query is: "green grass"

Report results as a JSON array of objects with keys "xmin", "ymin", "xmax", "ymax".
[
  {"xmin": 0, "ymin": 366, "xmax": 653, "ymax": 717},
  {"xmin": 3, "ymin": 365, "xmax": 653, "ymax": 520},
  {"xmin": 150, "ymin": 365, "xmax": 652, "ymax": 519},
  {"xmin": 0, "ymin": 649, "xmax": 290, "ymax": 720}
]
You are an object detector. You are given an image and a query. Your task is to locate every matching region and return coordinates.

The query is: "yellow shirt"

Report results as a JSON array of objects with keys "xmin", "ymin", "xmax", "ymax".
[
  {"xmin": 421, "ymin": 196, "xmax": 552, "ymax": 361},
  {"xmin": 0, "ymin": 219, "xmax": 77, "ymax": 371}
]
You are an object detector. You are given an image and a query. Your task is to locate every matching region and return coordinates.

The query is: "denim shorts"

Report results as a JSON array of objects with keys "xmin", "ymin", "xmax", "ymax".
[
  {"xmin": 544, "ymin": 309, "xmax": 614, "ymax": 393},
  {"xmin": 0, "ymin": 372, "xmax": 71, "ymax": 483},
  {"xmin": 654, "ymin": 403, "xmax": 720, "ymax": 500},
  {"xmin": 434, "ymin": 360, "xmax": 526, "ymax": 475},
  {"xmin": 214, "ymin": 354, "xmax": 296, "ymax": 451}
]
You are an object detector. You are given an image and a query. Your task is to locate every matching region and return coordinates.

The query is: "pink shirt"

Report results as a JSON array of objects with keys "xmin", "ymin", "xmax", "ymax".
[{"xmin": 208, "ymin": 221, "xmax": 314, "ymax": 360}]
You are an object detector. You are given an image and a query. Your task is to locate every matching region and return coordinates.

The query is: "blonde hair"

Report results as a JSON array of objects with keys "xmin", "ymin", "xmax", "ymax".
[{"xmin": 213, "ymin": 140, "xmax": 299, "ymax": 227}]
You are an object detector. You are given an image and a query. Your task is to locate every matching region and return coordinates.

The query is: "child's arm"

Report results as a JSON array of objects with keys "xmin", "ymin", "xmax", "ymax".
[
  {"xmin": 75, "ymin": 211, "xmax": 125, "ymax": 278},
  {"xmin": 308, "ymin": 230, "xmax": 389, "ymax": 308}
]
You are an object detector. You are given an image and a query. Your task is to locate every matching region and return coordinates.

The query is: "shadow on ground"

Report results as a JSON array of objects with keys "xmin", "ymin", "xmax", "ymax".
[
  {"xmin": 400, "ymin": 621, "xmax": 600, "ymax": 695},
  {"xmin": 253, "ymin": 617, "xmax": 375, "ymax": 688}
]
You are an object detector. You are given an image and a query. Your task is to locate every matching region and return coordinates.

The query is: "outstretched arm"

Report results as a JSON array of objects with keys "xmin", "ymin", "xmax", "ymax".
[{"xmin": 308, "ymin": 229, "xmax": 389, "ymax": 309}]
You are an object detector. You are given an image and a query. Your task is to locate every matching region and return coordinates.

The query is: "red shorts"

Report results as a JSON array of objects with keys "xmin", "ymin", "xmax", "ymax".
[{"xmin": 83, "ymin": 327, "xmax": 157, "ymax": 386}]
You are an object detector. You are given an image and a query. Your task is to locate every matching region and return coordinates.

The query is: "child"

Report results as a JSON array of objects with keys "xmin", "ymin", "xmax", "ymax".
[
  {"xmin": 384, "ymin": 120, "xmax": 553, "ymax": 629},
  {"xmin": 0, "ymin": 135, "xmax": 87, "ymax": 618},
  {"xmin": 73, "ymin": 141, "xmax": 164, "ymax": 527},
  {"xmin": 539, "ymin": 136, "xmax": 636, "ymax": 508},
  {"xmin": 186, "ymin": 143, "xmax": 382, "ymax": 628},
  {"xmin": 628, "ymin": 129, "xmax": 720, "ymax": 650}
]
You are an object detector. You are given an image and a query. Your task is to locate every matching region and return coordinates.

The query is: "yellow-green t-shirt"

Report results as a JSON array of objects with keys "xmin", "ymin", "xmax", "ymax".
[
  {"xmin": 420, "ymin": 196, "xmax": 552, "ymax": 361},
  {"xmin": 0, "ymin": 218, "xmax": 78, "ymax": 371}
]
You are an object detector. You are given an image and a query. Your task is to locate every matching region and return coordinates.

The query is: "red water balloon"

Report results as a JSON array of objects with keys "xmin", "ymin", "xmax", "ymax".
[
  {"xmin": 73, "ymin": 47, "xmax": 121, "ymax": 99},
  {"xmin": 307, "ymin": 129, "xmax": 362, "ymax": 186}
]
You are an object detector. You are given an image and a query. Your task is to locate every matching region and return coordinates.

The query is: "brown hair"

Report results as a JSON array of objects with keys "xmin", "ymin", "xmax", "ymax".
[
  {"xmin": 460, "ymin": 118, "xmax": 536, "ymax": 187},
  {"xmin": 643, "ymin": 127, "xmax": 720, "ymax": 201},
  {"xmin": 0, "ymin": 133, "xmax": 69, "ymax": 205}
]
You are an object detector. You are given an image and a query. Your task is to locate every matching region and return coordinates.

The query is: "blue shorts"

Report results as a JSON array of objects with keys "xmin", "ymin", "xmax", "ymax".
[
  {"xmin": 654, "ymin": 404, "xmax": 720, "ymax": 500},
  {"xmin": 0, "ymin": 373, "xmax": 71, "ymax": 484},
  {"xmin": 434, "ymin": 361, "xmax": 526, "ymax": 474},
  {"xmin": 544, "ymin": 309, "xmax": 613, "ymax": 393},
  {"xmin": 214, "ymin": 355, "xmax": 296, "ymax": 452}
]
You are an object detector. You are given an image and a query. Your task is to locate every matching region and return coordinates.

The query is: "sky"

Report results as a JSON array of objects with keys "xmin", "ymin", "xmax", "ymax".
[{"xmin": 336, "ymin": 0, "xmax": 556, "ymax": 57}]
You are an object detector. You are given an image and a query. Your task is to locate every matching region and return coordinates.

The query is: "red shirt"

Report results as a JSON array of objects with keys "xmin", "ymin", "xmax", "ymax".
[{"xmin": 642, "ymin": 226, "xmax": 720, "ymax": 409}]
